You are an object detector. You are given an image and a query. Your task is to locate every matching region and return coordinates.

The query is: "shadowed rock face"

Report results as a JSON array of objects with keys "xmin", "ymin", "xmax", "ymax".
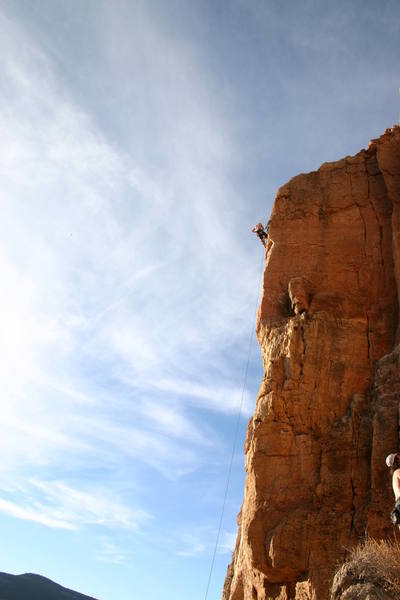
[
  {"xmin": 0, "ymin": 572, "xmax": 98, "ymax": 600},
  {"xmin": 223, "ymin": 127, "xmax": 400, "ymax": 600}
]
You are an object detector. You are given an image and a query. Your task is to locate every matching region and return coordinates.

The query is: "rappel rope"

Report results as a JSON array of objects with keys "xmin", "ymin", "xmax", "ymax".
[{"xmin": 204, "ymin": 250, "xmax": 265, "ymax": 600}]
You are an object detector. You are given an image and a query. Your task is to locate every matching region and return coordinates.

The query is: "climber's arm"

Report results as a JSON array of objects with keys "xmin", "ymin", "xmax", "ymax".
[{"xmin": 393, "ymin": 468, "xmax": 400, "ymax": 500}]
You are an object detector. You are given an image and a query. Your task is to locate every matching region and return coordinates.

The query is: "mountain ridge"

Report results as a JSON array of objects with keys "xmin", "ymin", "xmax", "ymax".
[{"xmin": 0, "ymin": 571, "xmax": 98, "ymax": 600}]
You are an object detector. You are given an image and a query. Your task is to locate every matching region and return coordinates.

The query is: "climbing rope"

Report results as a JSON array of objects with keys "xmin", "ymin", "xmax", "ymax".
[{"xmin": 203, "ymin": 250, "xmax": 265, "ymax": 600}]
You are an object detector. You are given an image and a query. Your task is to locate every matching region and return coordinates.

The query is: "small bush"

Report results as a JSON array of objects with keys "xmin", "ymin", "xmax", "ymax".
[{"xmin": 331, "ymin": 538, "xmax": 400, "ymax": 599}]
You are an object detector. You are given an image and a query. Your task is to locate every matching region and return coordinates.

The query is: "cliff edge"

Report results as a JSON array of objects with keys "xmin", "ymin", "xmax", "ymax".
[{"xmin": 223, "ymin": 126, "xmax": 400, "ymax": 600}]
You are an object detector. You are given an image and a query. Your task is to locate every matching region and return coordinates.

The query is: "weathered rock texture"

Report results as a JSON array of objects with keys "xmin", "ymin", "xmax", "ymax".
[{"xmin": 223, "ymin": 127, "xmax": 400, "ymax": 600}]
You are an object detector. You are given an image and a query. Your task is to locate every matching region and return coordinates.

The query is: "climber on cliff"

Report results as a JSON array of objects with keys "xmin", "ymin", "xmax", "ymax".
[
  {"xmin": 386, "ymin": 453, "xmax": 400, "ymax": 527},
  {"xmin": 252, "ymin": 222, "xmax": 268, "ymax": 247}
]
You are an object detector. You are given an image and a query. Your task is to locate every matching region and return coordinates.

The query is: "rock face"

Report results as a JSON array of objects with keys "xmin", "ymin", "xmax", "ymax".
[{"xmin": 223, "ymin": 126, "xmax": 400, "ymax": 600}]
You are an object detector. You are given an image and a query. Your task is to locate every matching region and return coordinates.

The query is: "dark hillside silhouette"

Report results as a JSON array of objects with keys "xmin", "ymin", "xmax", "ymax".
[{"xmin": 0, "ymin": 572, "xmax": 98, "ymax": 600}]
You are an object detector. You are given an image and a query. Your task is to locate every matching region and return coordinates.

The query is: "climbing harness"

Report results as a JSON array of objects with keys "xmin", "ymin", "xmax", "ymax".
[
  {"xmin": 203, "ymin": 249, "xmax": 265, "ymax": 600},
  {"xmin": 390, "ymin": 499, "xmax": 400, "ymax": 525}
]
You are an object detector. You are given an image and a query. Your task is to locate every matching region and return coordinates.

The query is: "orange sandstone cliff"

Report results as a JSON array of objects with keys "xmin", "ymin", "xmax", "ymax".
[{"xmin": 223, "ymin": 126, "xmax": 400, "ymax": 600}]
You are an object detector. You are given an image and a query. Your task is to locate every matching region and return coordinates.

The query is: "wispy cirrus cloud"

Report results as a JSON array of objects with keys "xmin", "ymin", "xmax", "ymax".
[
  {"xmin": 177, "ymin": 536, "xmax": 206, "ymax": 558},
  {"xmin": 0, "ymin": 497, "xmax": 77, "ymax": 531},
  {"xmin": 0, "ymin": 2, "xmax": 257, "ymax": 463},
  {"xmin": 0, "ymin": 6, "xmax": 260, "ymax": 554},
  {"xmin": 0, "ymin": 479, "xmax": 150, "ymax": 532},
  {"xmin": 0, "ymin": 24, "xmax": 264, "ymax": 600},
  {"xmin": 151, "ymin": 378, "xmax": 253, "ymax": 416},
  {"xmin": 176, "ymin": 528, "xmax": 236, "ymax": 558},
  {"xmin": 96, "ymin": 537, "xmax": 130, "ymax": 565}
]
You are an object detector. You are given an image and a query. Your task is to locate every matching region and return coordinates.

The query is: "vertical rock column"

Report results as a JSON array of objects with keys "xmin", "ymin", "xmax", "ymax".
[
  {"xmin": 223, "ymin": 127, "xmax": 400, "ymax": 600},
  {"xmin": 368, "ymin": 129, "xmax": 400, "ymax": 537}
]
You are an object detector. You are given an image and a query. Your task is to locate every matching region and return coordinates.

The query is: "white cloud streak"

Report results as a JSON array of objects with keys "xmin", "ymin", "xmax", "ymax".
[
  {"xmin": 0, "ymin": 478, "xmax": 150, "ymax": 532},
  {"xmin": 151, "ymin": 379, "xmax": 253, "ymax": 417},
  {"xmin": 0, "ymin": 3, "xmax": 260, "ymax": 546},
  {"xmin": 96, "ymin": 537, "xmax": 129, "ymax": 565},
  {"xmin": 0, "ymin": 497, "xmax": 77, "ymax": 531}
]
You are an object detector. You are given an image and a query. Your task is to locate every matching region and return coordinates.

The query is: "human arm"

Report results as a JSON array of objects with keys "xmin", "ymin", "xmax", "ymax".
[{"xmin": 393, "ymin": 468, "xmax": 400, "ymax": 500}]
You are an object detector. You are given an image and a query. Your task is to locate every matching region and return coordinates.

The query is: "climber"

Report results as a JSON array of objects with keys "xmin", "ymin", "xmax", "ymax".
[
  {"xmin": 386, "ymin": 453, "xmax": 400, "ymax": 527},
  {"xmin": 252, "ymin": 222, "xmax": 268, "ymax": 247}
]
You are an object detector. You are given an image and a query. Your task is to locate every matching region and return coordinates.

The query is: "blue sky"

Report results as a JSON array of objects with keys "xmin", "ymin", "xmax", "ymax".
[{"xmin": 0, "ymin": 1, "xmax": 399, "ymax": 599}]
